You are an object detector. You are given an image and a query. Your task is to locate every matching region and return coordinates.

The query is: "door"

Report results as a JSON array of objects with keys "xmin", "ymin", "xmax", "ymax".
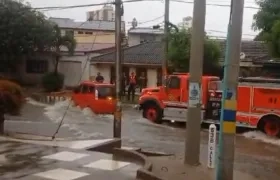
[
  {"xmin": 79, "ymin": 84, "xmax": 90, "ymax": 108},
  {"xmin": 166, "ymin": 76, "xmax": 181, "ymax": 101},
  {"xmin": 72, "ymin": 85, "xmax": 82, "ymax": 105},
  {"xmin": 90, "ymin": 86, "xmax": 116, "ymax": 114}
]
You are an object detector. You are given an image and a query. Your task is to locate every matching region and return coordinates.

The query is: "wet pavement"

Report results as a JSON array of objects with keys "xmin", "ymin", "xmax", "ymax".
[
  {"xmin": 0, "ymin": 140, "xmax": 140, "ymax": 180},
  {"xmin": 4, "ymin": 98, "xmax": 280, "ymax": 179}
]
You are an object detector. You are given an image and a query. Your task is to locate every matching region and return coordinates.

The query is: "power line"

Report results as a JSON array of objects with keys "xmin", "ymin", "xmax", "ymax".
[
  {"xmin": 33, "ymin": 0, "xmax": 260, "ymax": 11},
  {"xmin": 171, "ymin": 0, "xmax": 259, "ymax": 9}
]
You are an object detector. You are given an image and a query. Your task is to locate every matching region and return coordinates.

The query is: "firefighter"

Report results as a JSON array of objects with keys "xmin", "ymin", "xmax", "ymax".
[
  {"xmin": 121, "ymin": 72, "xmax": 127, "ymax": 97},
  {"xmin": 139, "ymin": 72, "xmax": 146, "ymax": 93},
  {"xmin": 127, "ymin": 72, "xmax": 137, "ymax": 101}
]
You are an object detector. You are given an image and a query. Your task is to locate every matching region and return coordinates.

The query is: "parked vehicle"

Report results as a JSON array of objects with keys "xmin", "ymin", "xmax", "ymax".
[
  {"xmin": 138, "ymin": 73, "xmax": 280, "ymax": 137},
  {"xmin": 72, "ymin": 81, "xmax": 116, "ymax": 114}
]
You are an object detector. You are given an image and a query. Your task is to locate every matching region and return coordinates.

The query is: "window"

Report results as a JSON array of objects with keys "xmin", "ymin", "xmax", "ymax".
[
  {"xmin": 77, "ymin": 31, "xmax": 84, "ymax": 34},
  {"xmin": 65, "ymin": 30, "xmax": 74, "ymax": 37},
  {"xmin": 26, "ymin": 60, "xmax": 48, "ymax": 74},
  {"xmin": 140, "ymin": 34, "xmax": 156, "ymax": 43},
  {"xmin": 85, "ymin": 31, "xmax": 93, "ymax": 35},
  {"xmin": 168, "ymin": 76, "xmax": 180, "ymax": 89},
  {"xmin": 96, "ymin": 86, "xmax": 116, "ymax": 99},
  {"xmin": 89, "ymin": 86, "xmax": 95, "ymax": 93},
  {"xmin": 81, "ymin": 85, "xmax": 89, "ymax": 93}
]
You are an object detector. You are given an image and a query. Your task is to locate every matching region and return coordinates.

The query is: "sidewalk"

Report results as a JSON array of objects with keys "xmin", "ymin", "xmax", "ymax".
[{"xmin": 0, "ymin": 138, "xmax": 140, "ymax": 180}]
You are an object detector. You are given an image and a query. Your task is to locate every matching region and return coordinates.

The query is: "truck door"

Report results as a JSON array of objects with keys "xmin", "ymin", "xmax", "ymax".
[{"xmin": 166, "ymin": 76, "xmax": 181, "ymax": 101}]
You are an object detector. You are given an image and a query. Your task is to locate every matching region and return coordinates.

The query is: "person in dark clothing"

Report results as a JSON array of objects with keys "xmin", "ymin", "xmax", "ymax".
[
  {"xmin": 139, "ymin": 72, "xmax": 146, "ymax": 93},
  {"xmin": 95, "ymin": 72, "xmax": 104, "ymax": 83},
  {"xmin": 127, "ymin": 72, "xmax": 137, "ymax": 101},
  {"xmin": 121, "ymin": 72, "xmax": 127, "ymax": 96}
]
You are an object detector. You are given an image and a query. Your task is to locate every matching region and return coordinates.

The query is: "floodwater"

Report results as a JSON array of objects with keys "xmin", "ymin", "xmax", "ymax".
[{"xmin": 13, "ymin": 99, "xmax": 280, "ymax": 179}]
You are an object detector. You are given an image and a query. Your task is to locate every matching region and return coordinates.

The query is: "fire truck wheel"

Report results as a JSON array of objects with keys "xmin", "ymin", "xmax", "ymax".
[
  {"xmin": 262, "ymin": 116, "xmax": 280, "ymax": 137},
  {"xmin": 143, "ymin": 105, "xmax": 162, "ymax": 124}
]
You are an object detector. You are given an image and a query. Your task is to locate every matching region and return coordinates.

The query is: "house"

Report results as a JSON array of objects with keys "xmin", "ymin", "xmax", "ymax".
[
  {"xmin": 127, "ymin": 27, "xmax": 164, "ymax": 46},
  {"xmin": 49, "ymin": 17, "xmax": 125, "ymax": 44},
  {"xmin": 91, "ymin": 42, "xmax": 163, "ymax": 87},
  {"xmin": 90, "ymin": 40, "xmax": 270, "ymax": 87},
  {"xmin": 14, "ymin": 44, "xmax": 116, "ymax": 86},
  {"xmin": 13, "ymin": 17, "xmax": 127, "ymax": 86}
]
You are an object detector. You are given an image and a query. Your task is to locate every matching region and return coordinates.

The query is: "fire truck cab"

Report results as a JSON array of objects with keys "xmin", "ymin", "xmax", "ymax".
[{"xmin": 138, "ymin": 73, "xmax": 220, "ymax": 123}]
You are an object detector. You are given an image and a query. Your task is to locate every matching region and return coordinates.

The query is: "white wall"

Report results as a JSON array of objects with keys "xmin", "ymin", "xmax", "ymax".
[
  {"xmin": 147, "ymin": 69, "xmax": 157, "ymax": 87},
  {"xmin": 90, "ymin": 64, "xmax": 111, "ymax": 83}
]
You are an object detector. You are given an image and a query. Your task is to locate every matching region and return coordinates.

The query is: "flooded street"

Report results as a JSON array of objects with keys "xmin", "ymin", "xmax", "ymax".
[{"xmin": 7, "ymin": 99, "xmax": 280, "ymax": 179}]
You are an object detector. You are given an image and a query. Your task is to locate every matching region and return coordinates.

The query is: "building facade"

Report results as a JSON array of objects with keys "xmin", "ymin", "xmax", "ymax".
[
  {"xmin": 49, "ymin": 17, "xmax": 125, "ymax": 44},
  {"xmin": 127, "ymin": 27, "xmax": 164, "ymax": 46},
  {"xmin": 87, "ymin": 5, "xmax": 115, "ymax": 21}
]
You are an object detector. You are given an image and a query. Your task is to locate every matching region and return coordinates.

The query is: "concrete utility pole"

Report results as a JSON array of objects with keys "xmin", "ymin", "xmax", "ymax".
[
  {"xmin": 185, "ymin": 0, "xmax": 206, "ymax": 166},
  {"xmin": 162, "ymin": 0, "xmax": 169, "ymax": 86},
  {"xmin": 216, "ymin": 0, "xmax": 244, "ymax": 180},
  {"xmin": 113, "ymin": 0, "xmax": 122, "ymax": 144}
]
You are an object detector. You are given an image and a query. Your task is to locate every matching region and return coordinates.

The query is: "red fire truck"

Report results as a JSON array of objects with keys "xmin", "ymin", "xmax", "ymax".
[{"xmin": 138, "ymin": 74, "xmax": 280, "ymax": 137}]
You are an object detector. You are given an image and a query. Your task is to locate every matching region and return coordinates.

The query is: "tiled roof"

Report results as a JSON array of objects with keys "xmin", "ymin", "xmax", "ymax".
[
  {"xmin": 49, "ymin": 17, "xmax": 125, "ymax": 31},
  {"xmin": 91, "ymin": 40, "xmax": 269, "ymax": 65},
  {"xmin": 217, "ymin": 40, "xmax": 269, "ymax": 60},
  {"xmin": 128, "ymin": 27, "xmax": 164, "ymax": 35},
  {"xmin": 91, "ymin": 42, "xmax": 163, "ymax": 64},
  {"xmin": 60, "ymin": 43, "xmax": 115, "ymax": 52}
]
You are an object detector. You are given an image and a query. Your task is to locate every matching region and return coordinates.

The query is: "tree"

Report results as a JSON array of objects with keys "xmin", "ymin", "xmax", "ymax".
[
  {"xmin": 252, "ymin": 0, "xmax": 280, "ymax": 41},
  {"xmin": 263, "ymin": 20, "xmax": 280, "ymax": 57},
  {"xmin": 0, "ymin": 80, "xmax": 24, "ymax": 134},
  {"xmin": 48, "ymin": 25, "xmax": 77, "ymax": 74},
  {"xmin": 168, "ymin": 28, "xmax": 222, "ymax": 76},
  {"xmin": 0, "ymin": 0, "xmax": 54, "ymax": 58}
]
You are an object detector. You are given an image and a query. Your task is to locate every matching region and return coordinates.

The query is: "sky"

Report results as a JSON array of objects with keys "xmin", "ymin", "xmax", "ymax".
[{"xmin": 26, "ymin": 0, "xmax": 260, "ymax": 39}]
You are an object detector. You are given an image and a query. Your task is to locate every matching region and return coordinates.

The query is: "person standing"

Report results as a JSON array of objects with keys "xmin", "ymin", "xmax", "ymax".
[
  {"xmin": 127, "ymin": 72, "xmax": 137, "ymax": 101},
  {"xmin": 139, "ymin": 72, "xmax": 147, "ymax": 93},
  {"xmin": 95, "ymin": 72, "xmax": 104, "ymax": 83},
  {"xmin": 121, "ymin": 72, "xmax": 127, "ymax": 96}
]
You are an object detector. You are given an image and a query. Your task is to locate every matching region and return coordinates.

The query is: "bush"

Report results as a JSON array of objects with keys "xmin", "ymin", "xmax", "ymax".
[
  {"xmin": 0, "ymin": 80, "xmax": 24, "ymax": 115},
  {"xmin": 42, "ymin": 72, "xmax": 64, "ymax": 92}
]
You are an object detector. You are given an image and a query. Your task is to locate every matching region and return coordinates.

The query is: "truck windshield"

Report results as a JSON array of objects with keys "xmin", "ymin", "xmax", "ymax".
[
  {"xmin": 208, "ymin": 80, "xmax": 222, "ymax": 91},
  {"xmin": 96, "ymin": 86, "xmax": 116, "ymax": 98}
]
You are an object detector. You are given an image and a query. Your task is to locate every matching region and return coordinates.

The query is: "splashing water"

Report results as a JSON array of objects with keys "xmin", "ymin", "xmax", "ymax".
[
  {"xmin": 26, "ymin": 98, "xmax": 49, "ymax": 107},
  {"xmin": 243, "ymin": 131, "xmax": 280, "ymax": 146}
]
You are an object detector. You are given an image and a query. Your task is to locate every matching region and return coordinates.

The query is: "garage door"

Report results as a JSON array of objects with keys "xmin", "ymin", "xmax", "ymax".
[{"xmin": 59, "ymin": 61, "xmax": 82, "ymax": 87}]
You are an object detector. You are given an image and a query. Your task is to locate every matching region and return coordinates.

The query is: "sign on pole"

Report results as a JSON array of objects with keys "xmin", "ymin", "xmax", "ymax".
[
  {"xmin": 189, "ymin": 82, "xmax": 200, "ymax": 107},
  {"xmin": 208, "ymin": 124, "xmax": 217, "ymax": 169}
]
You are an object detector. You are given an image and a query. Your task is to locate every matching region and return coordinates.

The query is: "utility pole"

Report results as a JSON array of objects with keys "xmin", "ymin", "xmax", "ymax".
[
  {"xmin": 113, "ymin": 0, "xmax": 123, "ymax": 145},
  {"xmin": 216, "ymin": 0, "xmax": 244, "ymax": 180},
  {"xmin": 184, "ymin": 0, "xmax": 206, "ymax": 166},
  {"xmin": 162, "ymin": 0, "xmax": 169, "ymax": 86}
]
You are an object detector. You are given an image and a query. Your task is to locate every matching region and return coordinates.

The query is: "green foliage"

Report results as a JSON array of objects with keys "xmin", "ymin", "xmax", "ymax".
[
  {"xmin": 0, "ymin": 79, "xmax": 24, "ymax": 116},
  {"xmin": 42, "ymin": 72, "xmax": 64, "ymax": 92},
  {"xmin": 252, "ymin": 0, "xmax": 280, "ymax": 53},
  {"xmin": 168, "ymin": 28, "xmax": 222, "ymax": 76},
  {"xmin": 252, "ymin": 0, "xmax": 280, "ymax": 32},
  {"xmin": 49, "ymin": 25, "xmax": 77, "ymax": 73},
  {"xmin": 263, "ymin": 20, "xmax": 280, "ymax": 57},
  {"xmin": 0, "ymin": 0, "xmax": 54, "ymax": 56}
]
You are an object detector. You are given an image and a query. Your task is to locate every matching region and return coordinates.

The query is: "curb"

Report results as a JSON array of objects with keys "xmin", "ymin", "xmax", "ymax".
[
  {"xmin": 87, "ymin": 138, "xmax": 122, "ymax": 153},
  {"xmin": 112, "ymin": 148, "xmax": 163, "ymax": 180}
]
